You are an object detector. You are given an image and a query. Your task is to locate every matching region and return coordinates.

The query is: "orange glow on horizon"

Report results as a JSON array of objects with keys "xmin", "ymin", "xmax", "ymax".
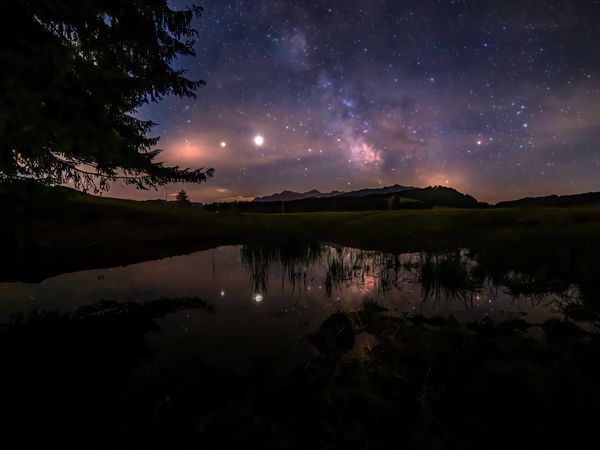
[
  {"xmin": 169, "ymin": 139, "xmax": 203, "ymax": 161},
  {"xmin": 220, "ymin": 195, "xmax": 255, "ymax": 202},
  {"xmin": 421, "ymin": 172, "xmax": 464, "ymax": 189}
]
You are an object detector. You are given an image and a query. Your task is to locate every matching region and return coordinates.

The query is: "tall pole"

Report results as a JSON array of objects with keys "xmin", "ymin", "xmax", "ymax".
[{"xmin": 165, "ymin": 187, "xmax": 168, "ymax": 207}]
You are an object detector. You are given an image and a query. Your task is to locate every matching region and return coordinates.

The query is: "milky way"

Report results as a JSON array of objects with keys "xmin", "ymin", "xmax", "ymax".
[{"xmin": 108, "ymin": 0, "xmax": 600, "ymax": 203}]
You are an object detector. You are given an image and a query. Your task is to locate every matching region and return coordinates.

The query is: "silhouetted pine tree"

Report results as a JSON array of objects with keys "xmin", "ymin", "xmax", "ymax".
[
  {"xmin": 1, "ymin": 1, "xmax": 213, "ymax": 191},
  {"xmin": 176, "ymin": 189, "xmax": 191, "ymax": 207}
]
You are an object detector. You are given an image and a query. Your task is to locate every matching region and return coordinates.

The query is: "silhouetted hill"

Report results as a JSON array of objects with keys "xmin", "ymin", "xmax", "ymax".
[
  {"xmin": 254, "ymin": 189, "xmax": 343, "ymax": 202},
  {"xmin": 496, "ymin": 192, "xmax": 600, "ymax": 208},
  {"xmin": 402, "ymin": 186, "xmax": 484, "ymax": 208},
  {"xmin": 1, "ymin": 179, "xmax": 91, "ymax": 213}
]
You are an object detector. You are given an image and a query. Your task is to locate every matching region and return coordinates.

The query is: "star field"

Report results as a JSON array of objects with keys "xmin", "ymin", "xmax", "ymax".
[{"xmin": 110, "ymin": 0, "xmax": 600, "ymax": 203}]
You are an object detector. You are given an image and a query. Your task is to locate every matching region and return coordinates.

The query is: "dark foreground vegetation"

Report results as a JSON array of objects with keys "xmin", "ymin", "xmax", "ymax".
[{"xmin": 2, "ymin": 297, "xmax": 600, "ymax": 449}]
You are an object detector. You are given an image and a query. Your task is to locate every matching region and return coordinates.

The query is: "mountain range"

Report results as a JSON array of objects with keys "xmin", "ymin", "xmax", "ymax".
[
  {"xmin": 253, "ymin": 189, "xmax": 343, "ymax": 202},
  {"xmin": 253, "ymin": 184, "xmax": 414, "ymax": 202},
  {"xmin": 199, "ymin": 185, "xmax": 486, "ymax": 212},
  {"xmin": 253, "ymin": 184, "xmax": 600, "ymax": 208}
]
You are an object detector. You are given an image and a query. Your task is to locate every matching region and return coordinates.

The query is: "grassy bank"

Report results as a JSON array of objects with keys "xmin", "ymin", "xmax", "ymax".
[
  {"xmin": 2, "ymin": 183, "xmax": 600, "ymax": 288},
  {"xmin": 4, "ymin": 183, "xmax": 600, "ymax": 249}
]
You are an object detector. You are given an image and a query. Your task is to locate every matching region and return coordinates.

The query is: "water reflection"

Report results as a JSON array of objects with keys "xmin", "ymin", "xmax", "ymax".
[
  {"xmin": 0, "ymin": 243, "xmax": 589, "ymax": 383},
  {"xmin": 241, "ymin": 241, "xmax": 323, "ymax": 296},
  {"xmin": 238, "ymin": 243, "xmax": 580, "ymax": 321},
  {"xmin": 0, "ymin": 244, "xmax": 582, "ymax": 326},
  {"xmin": 0, "ymin": 243, "xmax": 595, "ymax": 448}
]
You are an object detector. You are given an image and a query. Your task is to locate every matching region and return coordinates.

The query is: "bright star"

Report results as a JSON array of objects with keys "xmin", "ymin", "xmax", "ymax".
[
  {"xmin": 220, "ymin": 141, "xmax": 227, "ymax": 148},
  {"xmin": 254, "ymin": 135, "xmax": 264, "ymax": 146}
]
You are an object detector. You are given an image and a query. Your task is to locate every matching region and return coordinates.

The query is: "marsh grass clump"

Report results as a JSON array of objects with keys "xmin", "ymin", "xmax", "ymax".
[
  {"xmin": 241, "ymin": 241, "xmax": 323, "ymax": 293},
  {"xmin": 415, "ymin": 251, "xmax": 480, "ymax": 304}
]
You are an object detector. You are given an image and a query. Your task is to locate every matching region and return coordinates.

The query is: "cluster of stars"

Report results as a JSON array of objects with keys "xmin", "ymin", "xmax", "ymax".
[{"xmin": 134, "ymin": 0, "xmax": 600, "ymax": 204}]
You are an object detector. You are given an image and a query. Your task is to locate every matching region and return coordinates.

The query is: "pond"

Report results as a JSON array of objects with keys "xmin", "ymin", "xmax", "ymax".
[
  {"xmin": 0, "ymin": 244, "xmax": 576, "ymax": 374},
  {"xmin": 3, "ymin": 242, "xmax": 597, "ymax": 449}
]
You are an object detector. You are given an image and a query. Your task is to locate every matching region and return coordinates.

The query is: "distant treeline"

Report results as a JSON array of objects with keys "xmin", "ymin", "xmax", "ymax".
[
  {"xmin": 204, "ymin": 194, "xmax": 432, "ymax": 213},
  {"xmin": 145, "ymin": 199, "xmax": 204, "ymax": 209},
  {"xmin": 204, "ymin": 186, "xmax": 486, "ymax": 213}
]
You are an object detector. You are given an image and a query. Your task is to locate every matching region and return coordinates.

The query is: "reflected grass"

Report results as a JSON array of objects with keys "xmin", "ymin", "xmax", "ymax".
[{"xmin": 239, "ymin": 242, "xmax": 585, "ymax": 315}]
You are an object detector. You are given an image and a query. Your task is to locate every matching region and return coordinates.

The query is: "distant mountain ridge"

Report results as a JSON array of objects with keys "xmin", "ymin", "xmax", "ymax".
[
  {"xmin": 253, "ymin": 184, "xmax": 600, "ymax": 209},
  {"xmin": 203, "ymin": 185, "xmax": 486, "ymax": 212},
  {"xmin": 253, "ymin": 189, "xmax": 342, "ymax": 203},
  {"xmin": 254, "ymin": 184, "xmax": 414, "ymax": 202}
]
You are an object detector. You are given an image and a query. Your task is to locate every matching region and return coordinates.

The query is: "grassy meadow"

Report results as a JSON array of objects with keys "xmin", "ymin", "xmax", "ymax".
[
  {"xmin": 3, "ymin": 183, "xmax": 599, "ymax": 301},
  {"xmin": 4, "ymin": 182, "xmax": 600, "ymax": 250}
]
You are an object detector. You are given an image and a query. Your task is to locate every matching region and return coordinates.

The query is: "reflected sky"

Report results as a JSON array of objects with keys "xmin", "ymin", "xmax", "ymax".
[
  {"xmin": 0, "ymin": 245, "xmax": 575, "ymax": 373},
  {"xmin": 0, "ymin": 245, "xmax": 570, "ymax": 322}
]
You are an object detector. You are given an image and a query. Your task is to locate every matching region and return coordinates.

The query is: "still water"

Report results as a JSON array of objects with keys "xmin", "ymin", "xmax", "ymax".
[{"xmin": 0, "ymin": 244, "xmax": 575, "ymax": 373}]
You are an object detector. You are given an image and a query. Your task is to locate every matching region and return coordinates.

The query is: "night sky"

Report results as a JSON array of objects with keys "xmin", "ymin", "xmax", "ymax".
[{"xmin": 109, "ymin": 0, "xmax": 600, "ymax": 204}]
